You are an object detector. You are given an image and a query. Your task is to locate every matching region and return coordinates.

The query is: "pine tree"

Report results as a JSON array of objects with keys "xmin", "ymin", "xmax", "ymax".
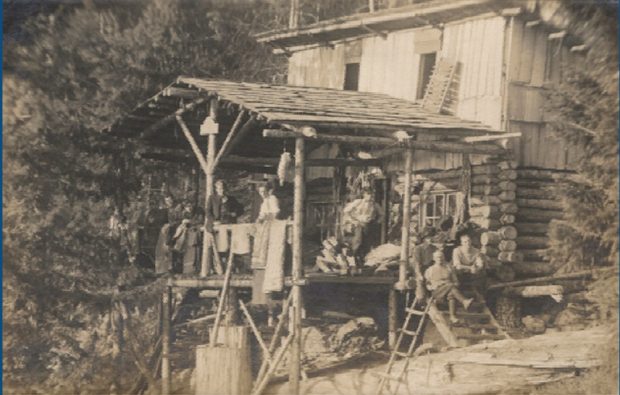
[{"xmin": 542, "ymin": 2, "xmax": 618, "ymax": 274}]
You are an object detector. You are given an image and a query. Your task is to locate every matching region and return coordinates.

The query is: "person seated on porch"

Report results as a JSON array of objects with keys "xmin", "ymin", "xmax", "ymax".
[
  {"xmin": 341, "ymin": 188, "xmax": 383, "ymax": 262},
  {"xmin": 425, "ymin": 250, "xmax": 473, "ymax": 324},
  {"xmin": 411, "ymin": 227, "xmax": 438, "ymax": 300},
  {"xmin": 452, "ymin": 233, "xmax": 486, "ymax": 298},
  {"xmin": 206, "ymin": 180, "xmax": 244, "ymax": 270}
]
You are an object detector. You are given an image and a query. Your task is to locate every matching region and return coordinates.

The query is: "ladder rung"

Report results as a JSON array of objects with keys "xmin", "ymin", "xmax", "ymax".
[
  {"xmin": 399, "ymin": 328, "xmax": 417, "ymax": 336},
  {"xmin": 405, "ymin": 307, "xmax": 426, "ymax": 315},
  {"xmin": 372, "ymin": 372, "xmax": 404, "ymax": 382}
]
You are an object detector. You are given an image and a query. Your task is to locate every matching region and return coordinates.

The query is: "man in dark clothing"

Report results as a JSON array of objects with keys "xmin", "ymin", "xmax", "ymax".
[
  {"xmin": 206, "ymin": 180, "xmax": 244, "ymax": 232},
  {"xmin": 411, "ymin": 227, "xmax": 438, "ymax": 300},
  {"xmin": 205, "ymin": 180, "xmax": 244, "ymax": 272}
]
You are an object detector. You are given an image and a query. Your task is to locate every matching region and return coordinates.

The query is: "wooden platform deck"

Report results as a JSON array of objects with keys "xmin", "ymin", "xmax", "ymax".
[{"xmin": 170, "ymin": 272, "xmax": 399, "ymax": 289}]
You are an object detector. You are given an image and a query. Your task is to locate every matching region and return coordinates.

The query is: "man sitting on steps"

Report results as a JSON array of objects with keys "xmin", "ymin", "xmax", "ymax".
[{"xmin": 424, "ymin": 250, "xmax": 473, "ymax": 324}]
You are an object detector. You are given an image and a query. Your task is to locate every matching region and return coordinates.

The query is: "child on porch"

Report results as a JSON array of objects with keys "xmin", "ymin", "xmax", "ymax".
[{"xmin": 424, "ymin": 250, "xmax": 473, "ymax": 324}]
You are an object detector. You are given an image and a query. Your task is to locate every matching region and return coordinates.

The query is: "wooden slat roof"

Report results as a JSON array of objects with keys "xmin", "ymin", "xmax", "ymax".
[
  {"xmin": 108, "ymin": 77, "xmax": 502, "ymax": 139},
  {"xmin": 255, "ymin": 0, "xmax": 512, "ymax": 51}
]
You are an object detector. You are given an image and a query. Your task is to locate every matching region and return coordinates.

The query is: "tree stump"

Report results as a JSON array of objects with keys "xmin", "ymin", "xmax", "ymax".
[{"xmin": 495, "ymin": 295, "xmax": 522, "ymax": 328}]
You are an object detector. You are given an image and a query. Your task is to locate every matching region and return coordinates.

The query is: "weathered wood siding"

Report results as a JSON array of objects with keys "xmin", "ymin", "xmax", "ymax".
[
  {"xmin": 287, "ymin": 15, "xmax": 506, "ymax": 173},
  {"xmin": 506, "ymin": 18, "xmax": 582, "ymax": 170}
]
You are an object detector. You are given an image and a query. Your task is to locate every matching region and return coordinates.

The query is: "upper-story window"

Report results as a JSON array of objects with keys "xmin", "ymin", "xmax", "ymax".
[
  {"xmin": 344, "ymin": 63, "xmax": 360, "ymax": 91},
  {"xmin": 416, "ymin": 52, "xmax": 437, "ymax": 100}
]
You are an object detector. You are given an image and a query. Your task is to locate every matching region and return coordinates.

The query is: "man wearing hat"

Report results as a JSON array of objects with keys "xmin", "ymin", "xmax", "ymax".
[{"xmin": 411, "ymin": 227, "xmax": 438, "ymax": 300}]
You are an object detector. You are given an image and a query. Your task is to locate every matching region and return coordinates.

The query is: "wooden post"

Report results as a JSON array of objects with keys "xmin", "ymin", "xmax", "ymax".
[
  {"xmin": 201, "ymin": 98, "xmax": 218, "ymax": 277},
  {"xmin": 399, "ymin": 149, "xmax": 414, "ymax": 287},
  {"xmin": 289, "ymin": 137, "xmax": 305, "ymax": 395},
  {"xmin": 161, "ymin": 286, "xmax": 172, "ymax": 395},
  {"xmin": 388, "ymin": 289, "xmax": 397, "ymax": 348},
  {"xmin": 289, "ymin": 0, "xmax": 299, "ymax": 29}
]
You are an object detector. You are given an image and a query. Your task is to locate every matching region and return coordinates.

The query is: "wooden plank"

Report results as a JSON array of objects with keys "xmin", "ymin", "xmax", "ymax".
[
  {"xmin": 530, "ymin": 28, "xmax": 548, "ymax": 86},
  {"xmin": 508, "ymin": 19, "xmax": 524, "ymax": 83}
]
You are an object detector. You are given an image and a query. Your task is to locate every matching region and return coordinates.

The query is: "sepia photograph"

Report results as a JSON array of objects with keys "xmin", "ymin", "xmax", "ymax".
[{"xmin": 3, "ymin": 0, "xmax": 619, "ymax": 394}]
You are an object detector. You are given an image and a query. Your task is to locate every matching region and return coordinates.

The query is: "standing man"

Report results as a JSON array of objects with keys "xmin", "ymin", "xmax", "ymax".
[{"xmin": 206, "ymin": 180, "xmax": 244, "ymax": 272}]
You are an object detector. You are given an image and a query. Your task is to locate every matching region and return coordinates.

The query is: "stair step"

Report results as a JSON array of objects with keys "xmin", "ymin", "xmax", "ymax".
[{"xmin": 451, "ymin": 321, "xmax": 498, "ymax": 331}]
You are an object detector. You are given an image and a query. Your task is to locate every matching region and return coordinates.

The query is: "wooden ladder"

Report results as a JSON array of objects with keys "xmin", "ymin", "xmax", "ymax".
[{"xmin": 375, "ymin": 295, "xmax": 434, "ymax": 395}]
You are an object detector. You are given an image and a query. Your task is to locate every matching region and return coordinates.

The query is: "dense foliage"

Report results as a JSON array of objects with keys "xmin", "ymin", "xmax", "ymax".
[
  {"xmin": 542, "ymin": 2, "xmax": 618, "ymax": 277},
  {"xmin": 3, "ymin": 0, "xmax": 287, "ymax": 391}
]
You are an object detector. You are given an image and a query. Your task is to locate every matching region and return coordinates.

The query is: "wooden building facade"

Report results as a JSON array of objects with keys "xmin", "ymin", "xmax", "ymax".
[{"xmin": 257, "ymin": 0, "xmax": 587, "ymax": 277}]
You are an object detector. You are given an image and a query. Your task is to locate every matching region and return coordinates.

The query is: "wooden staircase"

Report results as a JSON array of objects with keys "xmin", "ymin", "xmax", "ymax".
[{"xmin": 428, "ymin": 290, "xmax": 510, "ymax": 348}]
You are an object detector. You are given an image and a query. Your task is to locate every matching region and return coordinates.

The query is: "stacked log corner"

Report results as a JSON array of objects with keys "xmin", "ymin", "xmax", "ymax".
[{"xmin": 513, "ymin": 169, "xmax": 568, "ymax": 278}]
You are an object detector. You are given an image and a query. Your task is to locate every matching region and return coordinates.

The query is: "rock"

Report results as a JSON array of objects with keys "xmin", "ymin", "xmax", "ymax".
[
  {"xmin": 329, "ymin": 317, "xmax": 383, "ymax": 356},
  {"xmin": 522, "ymin": 315, "xmax": 546, "ymax": 334}
]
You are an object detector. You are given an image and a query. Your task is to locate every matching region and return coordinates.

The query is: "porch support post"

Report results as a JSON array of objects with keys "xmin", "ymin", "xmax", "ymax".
[
  {"xmin": 289, "ymin": 137, "xmax": 305, "ymax": 395},
  {"xmin": 201, "ymin": 98, "xmax": 218, "ymax": 277},
  {"xmin": 388, "ymin": 288, "xmax": 398, "ymax": 348},
  {"xmin": 161, "ymin": 284, "xmax": 172, "ymax": 395},
  {"xmin": 399, "ymin": 149, "xmax": 414, "ymax": 287}
]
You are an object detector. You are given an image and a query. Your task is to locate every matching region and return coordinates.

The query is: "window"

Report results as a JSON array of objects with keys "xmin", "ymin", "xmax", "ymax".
[
  {"xmin": 420, "ymin": 190, "xmax": 457, "ymax": 228},
  {"xmin": 416, "ymin": 52, "xmax": 437, "ymax": 100},
  {"xmin": 344, "ymin": 63, "xmax": 360, "ymax": 91}
]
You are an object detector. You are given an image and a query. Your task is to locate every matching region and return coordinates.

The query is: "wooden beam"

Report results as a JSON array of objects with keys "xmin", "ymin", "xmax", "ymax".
[
  {"xmin": 525, "ymin": 20, "xmax": 541, "ymax": 28},
  {"xmin": 548, "ymin": 31, "xmax": 567, "ymax": 40},
  {"xmin": 175, "ymin": 115, "xmax": 210, "ymax": 176},
  {"xmin": 570, "ymin": 44, "xmax": 588, "ymax": 53},
  {"xmin": 142, "ymin": 97, "xmax": 207, "ymax": 139},
  {"xmin": 289, "ymin": 137, "xmax": 305, "ymax": 394},
  {"xmin": 202, "ymin": 98, "xmax": 218, "ymax": 278},
  {"xmin": 211, "ymin": 110, "xmax": 247, "ymax": 171},
  {"xmin": 263, "ymin": 129, "xmax": 505, "ymax": 155},
  {"xmin": 361, "ymin": 23, "xmax": 387, "ymax": 38},
  {"xmin": 463, "ymin": 132, "xmax": 521, "ymax": 143},
  {"xmin": 488, "ymin": 267, "xmax": 618, "ymax": 290},
  {"xmin": 163, "ymin": 86, "xmax": 200, "ymax": 99},
  {"xmin": 501, "ymin": 7, "xmax": 521, "ymax": 16}
]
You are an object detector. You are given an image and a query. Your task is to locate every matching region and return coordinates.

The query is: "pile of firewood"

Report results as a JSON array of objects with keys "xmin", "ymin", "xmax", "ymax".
[{"xmin": 315, "ymin": 237, "xmax": 358, "ymax": 274}]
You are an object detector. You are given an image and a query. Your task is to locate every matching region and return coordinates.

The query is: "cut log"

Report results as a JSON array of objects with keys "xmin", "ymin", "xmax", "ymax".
[
  {"xmin": 469, "ymin": 217, "xmax": 500, "ymax": 229},
  {"xmin": 517, "ymin": 169, "xmax": 573, "ymax": 180},
  {"xmin": 516, "ymin": 187, "xmax": 557, "ymax": 199},
  {"xmin": 498, "ymin": 191, "xmax": 516, "ymax": 201},
  {"xmin": 516, "ymin": 198, "xmax": 563, "ymax": 210},
  {"xmin": 474, "ymin": 195, "xmax": 501, "ymax": 205},
  {"xmin": 499, "ymin": 203, "xmax": 518, "ymax": 214},
  {"xmin": 498, "ymin": 226, "xmax": 518, "ymax": 240},
  {"xmin": 470, "ymin": 205, "xmax": 500, "ymax": 218},
  {"xmin": 517, "ymin": 236, "xmax": 549, "ymax": 249},
  {"xmin": 498, "ymin": 170, "xmax": 518, "ymax": 180},
  {"xmin": 471, "ymin": 174, "xmax": 494, "ymax": 185},
  {"xmin": 518, "ymin": 208, "xmax": 563, "ymax": 222},
  {"xmin": 521, "ymin": 249, "xmax": 548, "ymax": 261},
  {"xmin": 503, "ymin": 285, "xmax": 564, "ymax": 299},
  {"xmin": 498, "ymin": 251, "xmax": 523, "ymax": 263},
  {"xmin": 514, "ymin": 222, "xmax": 550, "ymax": 236},
  {"xmin": 481, "ymin": 231, "xmax": 501, "ymax": 246},
  {"xmin": 472, "ymin": 164, "xmax": 500, "ymax": 175},
  {"xmin": 498, "ymin": 160, "xmax": 518, "ymax": 170},
  {"xmin": 472, "ymin": 184, "xmax": 500, "ymax": 195},
  {"xmin": 499, "ymin": 214, "xmax": 516, "ymax": 225},
  {"xmin": 515, "ymin": 179, "xmax": 556, "ymax": 188},
  {"xmin": 498, "ymin": 181, "xmax": 517, "ymax": 191},
  {"xmin": 481, "ymin": 245, "xmax": 499, "ymax": 256},
  {"xmin": 489, "ymin": 266, "xmax": 618, "ymax": 290},
  {"xmin": 498, "ymin": 240, "xmax": 517, "ymax": 252},
  {"xmin": 511, "ymin": 261, "xmax": 556, "ymax": 277}
]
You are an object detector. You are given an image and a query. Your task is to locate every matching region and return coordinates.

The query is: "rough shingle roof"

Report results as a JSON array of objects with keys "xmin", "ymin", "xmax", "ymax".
[{"xmin": 109, "ymin": 77, "xmax": 501, "ymax": 138}]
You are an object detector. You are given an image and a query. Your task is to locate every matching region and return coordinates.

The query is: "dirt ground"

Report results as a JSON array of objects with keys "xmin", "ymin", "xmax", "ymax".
[{"xmin": 264, "ymin": 325, "xmax": 615, "ymax": 395}]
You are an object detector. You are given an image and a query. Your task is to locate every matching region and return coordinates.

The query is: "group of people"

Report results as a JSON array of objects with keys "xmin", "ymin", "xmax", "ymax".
[
  {"xmin": 411, "ymin": 229, "xmax": 486, "ymax": 324},
  {"xmin": 152, "ymin": 180, "xmax": 281, "ymax": 275}
]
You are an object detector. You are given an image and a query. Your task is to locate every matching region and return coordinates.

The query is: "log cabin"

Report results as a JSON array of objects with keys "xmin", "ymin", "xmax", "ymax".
[{"xmin": 105, "ymin": 0, "xmax": 587, "ymax": 392}]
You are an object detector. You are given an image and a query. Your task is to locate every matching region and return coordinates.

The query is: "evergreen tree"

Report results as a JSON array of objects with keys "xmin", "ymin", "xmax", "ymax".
[{"xmin": 542, "ymin": 1, "xmax": 618, "ymax": 275}]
